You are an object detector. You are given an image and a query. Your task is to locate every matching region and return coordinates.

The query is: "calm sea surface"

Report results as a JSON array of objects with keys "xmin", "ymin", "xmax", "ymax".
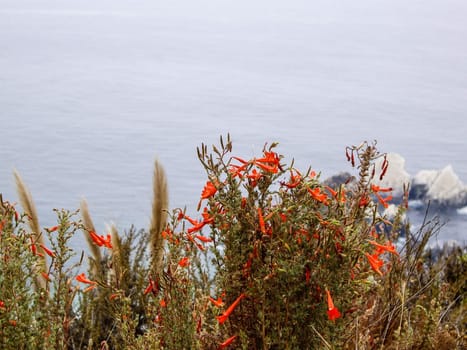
[{"xmin": 1, "ymin": 0, "xmax": 466, "ymax": 249}]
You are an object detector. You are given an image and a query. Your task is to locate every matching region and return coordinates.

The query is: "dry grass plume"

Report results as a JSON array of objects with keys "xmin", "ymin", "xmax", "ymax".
[
  {"xmin": 13, "ymin": 169, "xmax": 47, "ymax": 290},
  {"xmin": 80, "ymin": 199, "xmax": 103, "ymax": 277},
  {"xmin": 149, "ymin": 158, "xmax": 169, "ymax": 276}
]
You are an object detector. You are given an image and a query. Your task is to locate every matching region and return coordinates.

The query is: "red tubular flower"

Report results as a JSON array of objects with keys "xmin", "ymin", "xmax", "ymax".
[
  {"xmin": 281, "ymin": 169, "xmax": 302, "ymax": 189},
  {"xmin": 216, "ymin": 293, "xmax": 245, "ymax": 324},
  {"xmin": 246, "ymin": 169, "xmax": 262, "ymax": 187},
  {"xmin": 374, "ymin": 193, "xmax": 392, "ymax": 208},
  {"xmin": 75, "ymin": 273, "xmax": 97, "ymax": 285},
  {"xmin": 229, "ymin": 164, "xmax": 248, "ymax": 178},
  {"xmin": 187, "ymin": 221, "xmax": 206, "ymax": 234},
  {"xmin": 89, "ymin": 231, "xmax": 112, "ymax": 248},
  {"xmin": 371, "ymin": 184, "xmax": 393, "ymax": 193},
  {"xmin": 201, "ymin": 207, "xmax": 215, "ymax": 224},
  {"xmin": 257, "ymin": 208, "xmax": 266, "ymax": 234},
  {"xmin": 231, "ymin": 156, "xmax": 248, "ymax": 165},
  {"xmin": 144, "ymin": 282, "xmax": 153, "ymax": 295},
  {"xmin": 326, "ymin": 290, "xmax": 342, "ymax": 321},
  {"xmin": 198, "ymin": 181, "xmax": 218, "ymax": 210},
  {"xmin": 359, "ymin": 195, "xmax": 370, "ymax": 207},
  {"xmin": 201, "ymin": 181, "xmax": 217, "ymax": 199},
  {"xmin": 255, "ymin": 151, "xmax": 280, "ymax": 165},
  {"xmin": 182, "ymin": 214, "xmax": 198, "ymax": 226},
  {"xmin": 30, "ymin": 239, "xmax": 37, "ymax": 255},
  {"xmin": 254, "ymin": 151, "xmax": 280, "ymax": 173},
  {"xmin": 365, "ymin": 253, "xmax": 384, "ymax": 276},
  {"xmin": 218, "ymin": 335, "xmax": 238, "ymax": 349},
  {"xmin": 103, "ymin": 234, "xmax": 112, "ymax": 249},
  {"xmin": 209, "ymin": 296, "xmax": 224, "ymax": 308},
  {"xmin": 195, "ymin": 235, "xmax": 212, "ymax": 243},
  {"xmin": 307, "ymin": 187, "xmax": 328, "ymax": 204},
  {"xmin": 255, "ymin": 161, "xmax": 279, "ymax": 174},
  {"xmin": 144, "ymin": 277, "xmax": 159, "ymax": 296},
  {"xmin": 178, "ymin": 257, "xmax": 190, "ymax": 267},
  {"xmin": 40, "ymin": 244, "xmax": 56, "ymax": 258},
  {"xmin": 83, "ymin": 285, "xmax": 96, "ymax": 293},
  {"xmin": 369, "ymin": 240, "xmax": 399, "ymax": 256},
  {"xmin": 47, "ymin": 225, "xmax": 59, "ymax": 232},
  {"xmin": 41, "ymin": 272, "xmax": 51, "ymax": 282}
]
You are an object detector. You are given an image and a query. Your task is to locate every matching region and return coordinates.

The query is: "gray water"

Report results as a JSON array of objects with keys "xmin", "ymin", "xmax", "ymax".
[{"xmin": 1, "ymin": 0, "xmax": 466, "ymax": 249}]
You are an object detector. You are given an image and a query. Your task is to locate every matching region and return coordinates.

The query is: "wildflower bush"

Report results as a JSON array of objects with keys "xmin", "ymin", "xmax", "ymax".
[{"xmin": 0, "ymin": 136, "xmax": 465, "ymax": 349}]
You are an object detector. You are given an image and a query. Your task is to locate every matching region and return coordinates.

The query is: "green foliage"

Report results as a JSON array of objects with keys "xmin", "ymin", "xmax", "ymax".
[{"xmin": 0, "ymin": 137, "xmax": 465, "ymax": 349}]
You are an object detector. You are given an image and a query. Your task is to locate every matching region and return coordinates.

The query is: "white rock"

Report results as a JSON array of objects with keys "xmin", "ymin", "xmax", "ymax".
[{"xmin": 413, "ymin": 165, "xmax": 467, "ymax": 205}]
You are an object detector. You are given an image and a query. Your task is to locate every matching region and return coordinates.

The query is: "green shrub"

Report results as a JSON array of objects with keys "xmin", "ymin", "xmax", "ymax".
[{"xmin": 0, "ymin": 136, "xmax": 465, "ymax": 349}]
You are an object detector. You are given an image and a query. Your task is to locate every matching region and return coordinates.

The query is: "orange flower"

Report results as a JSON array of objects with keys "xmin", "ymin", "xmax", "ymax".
[
  {"xmin": 307, "ymin": 187, "xmax": 328, "ymax": 204},
  {"xmin": 178, "ymin": 257, "xmax": 190, "ymax": 267},
  {"xmin": 47, "ymin": 225, "xmax": 59, "ymax": 232},
  {"xmin": 102, "ymin": 234, "xmax": 112, "ymax": 249},
  {"xmin": 326, "ymin": 290, "xmax": 341, "ymax": 321},
  {"xmin": 30, "ymin": 237, "xmax": 44, "ymax": 257},
  {"xmin": 374, "ymin": 193, "xmax": 393, "ymax": 208},
  {"xmin": 371, "ymin": 184, "xmax": 393, "ymax": 193},
  {"xmin": 75, "ymin": 273, "xmax": 97, "ymax": 285},
  {"xmin": 326, "ymin": 186, "xmax": 346, "ymax": 203},
  {"xmin": 144, "ymin": 283, "xmax": 153, "ymax": 295},
  {"xmin": 218, "ymin": 335, "xmax": 238, "ymax": 349},
  {"xmin": 30, "ymin": 240, "xmax": 37, "ymax": 255},
  {"xmin": 195, "ymin": 235, "xmax": 213, "ymax": 243},
  {"xmin": 201, "ymin": 207, "xmax": 215, "ymax": 224},
  {"xmin": 198, "ymin": 181, "xmax": 218, "ymax": 210},
  {"xmin": 41, "ymin": 272, "xmax": 51, "ymax": 282},
  {"xmin": 365, "ymin": 253, "xmax": 384, "ymax": 276},
  {"xmin": 368, "ymin": 240, "xmax": 399, "ymax": 256},
  {"xmin": 89, "ymin": 231, "xmax": 112, "ymax": 249},
  {"xmin": 246, "ymin": 169, "xmax": 262, "ymax": 187},
  {"xmin": 209, "ymin": 296, "xmax": 224, "ymax": 308},
  {"xmin": 359, "ymin": 195, "xmax": 370, "ymax": 207},
  {"xmin": 144, "ymin": 277, "xmax": 159, "ymax": 296},
  {"xmin": 257, "ymin": 207, "xmax": 266, "ymax": 235},
  {"xmin": 182, "ymin": 214, "xmax": 198, "ymax": 226},
  {"xmin": 83, "ymin": 285, "xmax": 96, "ymax": 293},
  {"xmin": 187, "ymin": 221, "xmax": 206, "ymax": 234},
  {"xmin": 254, "ymin": 151, "xmax": 281, "ymax": 174},
  {"xmin": 216, "ymin": 293, "xmax": 245, "ymax": 324},
  {"xmin": 229, "ymin": 164, "xmax": 248, "ymax": 178},
  {"xmin": 201, "ymin": 181, "xmax": 217, "ymax": 199},
  {"xmin": 255, "ymin": 151, "xmax": 280, "ymax": 166},
  {"xmin": 40, "ymin": 244, "xmax": 56, "ymax": 258},
  {"xmin": 255, "ymin": 161, "xmax": 279, "ymax": 173}
]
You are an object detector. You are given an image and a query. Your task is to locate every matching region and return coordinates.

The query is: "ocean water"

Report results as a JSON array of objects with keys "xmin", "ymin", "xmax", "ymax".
[{"xmin": 1, "ymin": 0, "xmax": 466, "ymax": 250}]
